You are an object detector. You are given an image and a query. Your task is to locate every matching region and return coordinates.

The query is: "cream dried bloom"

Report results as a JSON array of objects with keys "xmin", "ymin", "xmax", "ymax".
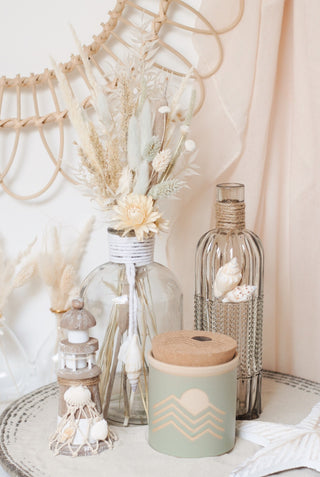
[
  {"xmin": 158, "ymin": 105, "xmax": 171, "ymax": 114},
  {"xmin": 180, "ymin": 125, "xmax": 190, "ymax": 134},
  {"xmin": 185, "ymin": 139, "xmax": 196, "ymax": 152},
  {"xmin": 152, "ymin": 149, "xmax": 172, "ymax": 173},
  {"xmin": 112, "ymin": 194, "xmax": 164, "ymax": 241}
]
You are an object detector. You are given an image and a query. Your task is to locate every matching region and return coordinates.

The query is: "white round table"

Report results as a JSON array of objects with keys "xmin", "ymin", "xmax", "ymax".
[{"xmin": 0, "ymin": 371, "xmax": 319, "ymax": 477}]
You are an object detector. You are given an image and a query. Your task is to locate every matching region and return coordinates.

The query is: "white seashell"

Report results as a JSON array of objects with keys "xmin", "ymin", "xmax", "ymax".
[
  {"xmin": 57, "ymin": 426, "xmax": 75, "ymax": 443},
  {"xmin": 64, "ymin": 386, "xmax": 92, "ymax": 407},
  {"xmin": 126, "ymin": 371, "xmax": 141, "ymax": 391},
  {"xmin": 90, "ymin": 419, "xmax": 109, "ymax": 441},
  {"xmin": 214, "ymin": 257, "xmax": 242, "ymax": 298},
  {"xmin": 125, "ymin": 334, "xmax": 143, "ymax": 392},
  {"xmin": 222, "ymin": 285, "xmax": 257, "ymax": 303}
]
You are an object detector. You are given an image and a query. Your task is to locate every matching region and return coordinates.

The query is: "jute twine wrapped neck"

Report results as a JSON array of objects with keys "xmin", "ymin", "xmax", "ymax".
[{"xmin": 216, "ymin": 200, "xmax": 245, "ymax": 230}]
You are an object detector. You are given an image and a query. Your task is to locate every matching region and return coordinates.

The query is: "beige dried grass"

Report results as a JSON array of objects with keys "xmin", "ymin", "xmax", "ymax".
[
  {"xmin": 0, "ymin": 240, "xmax": 36, "ymax": 313},
  {"xmin": 37, "ymin": 218, "xmax": 94, "ymax": 311}
]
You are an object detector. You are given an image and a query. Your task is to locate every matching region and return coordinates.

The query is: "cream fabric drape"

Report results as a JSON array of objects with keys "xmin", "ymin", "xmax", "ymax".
[{"xmin": 167, "ymin": 0, "xmax": 320, "ymax": 382}]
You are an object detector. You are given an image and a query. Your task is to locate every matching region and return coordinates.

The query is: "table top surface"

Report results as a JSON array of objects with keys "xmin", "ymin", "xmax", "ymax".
[{"xmin": 0, "ymin": 370, "xmax": 319, "ymax": 477}]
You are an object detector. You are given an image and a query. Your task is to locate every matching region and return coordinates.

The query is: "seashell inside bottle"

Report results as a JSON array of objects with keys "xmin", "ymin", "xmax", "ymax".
[
  {"xmin": 213, "ymin": 257, "xmax": 242, "ymax": 298},
  {"xmin": 194, "ymin": 183, "xmax": 264, "ymax": 419}
]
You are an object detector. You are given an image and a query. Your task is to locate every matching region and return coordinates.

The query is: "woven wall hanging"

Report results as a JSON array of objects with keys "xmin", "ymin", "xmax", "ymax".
[{"xmin": 0, "ymin": 0, "xmax": 244, "ymax": 200}]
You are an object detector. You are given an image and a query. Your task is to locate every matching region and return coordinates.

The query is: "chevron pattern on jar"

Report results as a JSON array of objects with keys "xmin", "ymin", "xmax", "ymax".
[{"xmin": 151, "ymin": 389, "xmax": 226, "ymax": 441}]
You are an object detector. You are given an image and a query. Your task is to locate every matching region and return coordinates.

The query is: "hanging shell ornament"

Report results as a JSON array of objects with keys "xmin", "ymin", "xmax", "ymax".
[
  {"xmin": 222, "ymin": 285, "xmax": 257, "ymax": 303},
  {"xmin": 124, "ymin": 334, "xmax": 143, "ymax": 391},
  {"xmin": 214, "ymin": 257, "xmax": 242, "ymax": 298},
  {"xmin": 50, "ymin": 385, "xmax": 117, "ymax": 456}
]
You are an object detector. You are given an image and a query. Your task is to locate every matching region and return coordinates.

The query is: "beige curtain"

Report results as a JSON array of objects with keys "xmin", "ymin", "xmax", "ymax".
[{"xmin": 167, "ymin": 0, "xmax": 320, "ymax": 382}]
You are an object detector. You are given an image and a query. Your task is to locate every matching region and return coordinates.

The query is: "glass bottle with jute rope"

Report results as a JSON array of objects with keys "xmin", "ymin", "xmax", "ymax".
[
  {"xmin": 194, "ymin": 183, "xmax": 264, "ymax": 419},
  {"xmin": 35, "ymin": 308, "xmax": 67, "ymax": 385},
  {"xmin": 80, "ymin": 228, "xmax": 182, "ymax": 426}
]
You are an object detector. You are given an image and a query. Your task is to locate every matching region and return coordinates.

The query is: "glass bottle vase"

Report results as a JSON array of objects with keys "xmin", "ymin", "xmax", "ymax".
[
  {"xmin": 80, "ymin": 229, "xmax": 182, "ymax": 426},
  {"xmin": 194, "ymin": 183, "xmax": 264, "ymax": 419},
  {"xmin": 35, "ymin": 310, "xmax": 66, "ymax": 386},
  {"xmin": 0, "ymin": 316, "xmax": 33, "ymax": 404}
]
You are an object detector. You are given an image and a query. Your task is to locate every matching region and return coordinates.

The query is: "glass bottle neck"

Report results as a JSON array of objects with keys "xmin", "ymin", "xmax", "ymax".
[{"xmin": 216, "ymin": 183, "xmax": 245, "ymax": 231}]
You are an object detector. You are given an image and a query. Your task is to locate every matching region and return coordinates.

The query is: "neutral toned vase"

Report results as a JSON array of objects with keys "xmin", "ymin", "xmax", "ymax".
[
  {"xmin": 194, "ymin": 183, "xmax": 264, "ymax": 419},
  {"xmin": 35, "ymin": 309, "xmax": 66, "ymax": 385},
  {"xmin": 0, "ymin": 316, "xmax": 33, "ymax": 404},
  {"xmin": 81, "ymin": 228, "xmax": 182, "ymax": 426}
]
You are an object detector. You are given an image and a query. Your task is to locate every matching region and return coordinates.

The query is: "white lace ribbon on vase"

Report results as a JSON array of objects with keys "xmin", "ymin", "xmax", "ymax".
[{"xmin": 108, "ymin": 232, "xmax": 154, "ymax": 391}]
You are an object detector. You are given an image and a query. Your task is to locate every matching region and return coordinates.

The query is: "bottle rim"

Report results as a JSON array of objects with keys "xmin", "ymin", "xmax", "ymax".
[{"xmin": 216, "ymin": 182, "xmax": 244, "ymax": 189}]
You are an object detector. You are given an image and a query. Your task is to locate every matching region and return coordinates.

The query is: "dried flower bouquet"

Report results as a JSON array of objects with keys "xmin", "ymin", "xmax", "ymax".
[
  {"xmin": 54, "ymin": 29, "xmax": 196, "ymax": 425},
  {"xmin": 37, "ymin": 218, "xmax": 94, "ymax": 358},
  {"xmin": 53, "ymin": 30, "xmax": 197, "ymax": 235}
]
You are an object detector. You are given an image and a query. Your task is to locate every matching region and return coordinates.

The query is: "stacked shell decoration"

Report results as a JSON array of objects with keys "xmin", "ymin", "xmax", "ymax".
[
  {"xmin": 49, "ymin": 385, "xmax": 117, "ymax": 457},
  {"xmin": 214, "ymin": 258, "xmax": 256, "ymax": 303},
  {"xmin": 49, "ymin": 298, "xmax": 118, "ymax": 457}
]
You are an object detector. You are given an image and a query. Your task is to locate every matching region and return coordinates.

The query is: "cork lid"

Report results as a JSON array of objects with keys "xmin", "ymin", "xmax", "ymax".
[
  {"xmin": 152, "ymin": 330, "xmax": 237, "ymax": 367},
  {"xmin": 60, "ymin": 298, "xmax": 96, "ymax": 331}
]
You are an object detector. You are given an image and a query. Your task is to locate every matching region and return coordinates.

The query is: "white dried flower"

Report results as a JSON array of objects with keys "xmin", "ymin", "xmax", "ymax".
[
  {"xmin": 149, "ymin": 179, "xmax": 184, "ymax": 200},
  {"xmin": 143, "ymin": 136, "xmax": 161, "ymax": 161},
  {"xmin": 152, "ymin": 149, "xmax": 172, "ymax": 173},
  {"xmin": 180, "ymin": 125, "xmax": 190, "ymax": 134},
  {"xmin": 185, "ymin": 139, "xmax": 196, "ymax": 152},
  {"xmin": 158, "ymin": 105, "xmax": 171, "ymax": 114},
  {"xmin": 112, "ymin": 194, "xmax": 164, "ymax": 241}
]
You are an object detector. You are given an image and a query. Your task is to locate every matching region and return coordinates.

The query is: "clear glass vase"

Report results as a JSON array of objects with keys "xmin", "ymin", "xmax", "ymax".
[
  {"xmin": 80, "ymin": 229, "xmax": 182, "ymax": 426},
  {"xmin": 194, "ymin": 183, "xmax": 264, "ymax": 419},
  {"xmin": 35, "ymin": 310, "xmax": 66, "ymax": 385},
  {"xmin": 0, "ymin": 316, "xmax": 33, "ymax": 404}
]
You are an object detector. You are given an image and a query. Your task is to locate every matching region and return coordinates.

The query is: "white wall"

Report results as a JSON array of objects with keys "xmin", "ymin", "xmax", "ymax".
[{"xmin": 0, "ymin": 0, "xmax": 200, "ymax": 390}]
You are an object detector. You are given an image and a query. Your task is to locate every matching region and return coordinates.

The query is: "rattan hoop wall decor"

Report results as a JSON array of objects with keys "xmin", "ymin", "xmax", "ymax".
[{"xmin": 0, "ymin": 0, "xmax": 244, "ymax": 201}]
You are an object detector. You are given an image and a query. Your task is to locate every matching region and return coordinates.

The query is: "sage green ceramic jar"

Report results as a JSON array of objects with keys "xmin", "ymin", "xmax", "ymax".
[{"xmin": 148, "ymin": 337, "xmax": 238, "ymax": 458}]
